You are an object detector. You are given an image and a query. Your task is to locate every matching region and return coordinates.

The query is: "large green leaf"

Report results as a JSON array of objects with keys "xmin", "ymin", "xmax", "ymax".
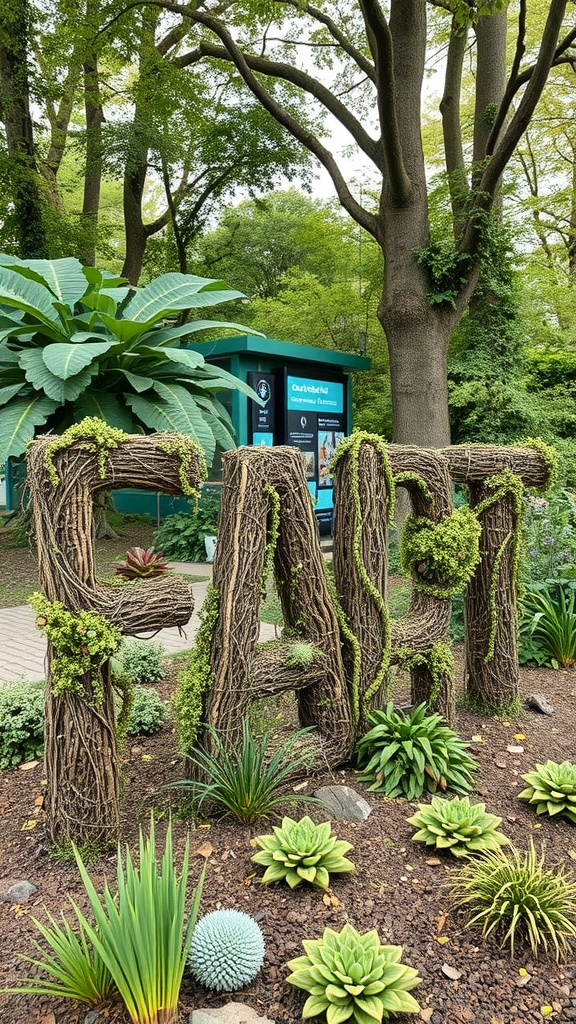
[
  {"xmin": 98, "ymin": 314, "xmax": 151, "ymax": 344},
  {"xmin": 0, "ymin": 394, "xmax": 59, "ymax": 463},
  {"xmin": 10, "ymin": 258, "xmax": 87, "ymax": 307},
  {"xmin": 0, "ymin": 382, "xmax": 25, "ymax": 406},
  {"xmin": 18, "ymin": 349, "xmax": 97, "ymax": 402},
  {"xmin": 0, "ymin": 266, "xmax": 64, "ymax": 327},
  {"xmin": 117, "ymin": 368, "xmax": 155, "ymax": 392},
  {"xmin": 126, "ymin": 384, "xmax": 216, "ymax": 464},
  {"xmin": 135, "ymin": 347, "xmax": 204, "ymax": 370},
  {"xmin": 192, "ymin": 363, "xmax": 261, "ymax": 400},
  {"xmin": 194, "ymin": 394, "xmax": 236, "ymax": 451},
  {"xmin": 42, "ymin": 341, "xmax": 115, "ymax": 380},
  {"xmin": 73, "ymin": 391, "xmax": 135, "ymax": 431},
  {"xmin": 121, "ymin": 273, "xmax": 244, "ymax": 325},
  {"xmin": 138, "ymin": 320, "xmax": 262, "ymax": 347}
]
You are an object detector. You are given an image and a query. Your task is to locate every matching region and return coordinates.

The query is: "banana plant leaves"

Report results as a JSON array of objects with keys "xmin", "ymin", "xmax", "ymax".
[{"xmin": 0, "ymin": 257, "xmax": 262, "ymax": 466}]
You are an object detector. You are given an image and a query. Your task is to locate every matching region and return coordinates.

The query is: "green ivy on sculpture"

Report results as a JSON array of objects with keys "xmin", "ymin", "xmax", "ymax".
[
  {"xmin": 174, "ymin": 584, "xmax": 220, "ymax": 751},
  {"xmin": 30, "ymin": 594, "xmax": 122, "ymax": 703},
  {"xmin": 400, "ymin": 506, "xmax": 481, "ymax": 597}
]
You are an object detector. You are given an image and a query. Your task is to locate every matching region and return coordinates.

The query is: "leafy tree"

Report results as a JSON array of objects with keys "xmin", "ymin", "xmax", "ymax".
[
  {"xmin": 0, "ymin": 256, "xmax": 258, "ymax": 467},
  {"xmin": 141, "ymin": 0, "xmax": 576, "ymax": 448}
]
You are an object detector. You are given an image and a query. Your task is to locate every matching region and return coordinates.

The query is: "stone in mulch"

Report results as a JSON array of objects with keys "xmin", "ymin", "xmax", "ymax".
[
  {"xmin": 1, "ymin": 880, "xmax": 37, "ymax": 903},
  {"xmin": 190, "ymin": 1003, "xmax": 275, "ymax": 1024},
  {"xmin": 314, "ymin": 784, "xmax": 372, "ymax": 821},
  {"xmin": 526, "ymin": 693, "xmax": 555, "ymax": 715}
]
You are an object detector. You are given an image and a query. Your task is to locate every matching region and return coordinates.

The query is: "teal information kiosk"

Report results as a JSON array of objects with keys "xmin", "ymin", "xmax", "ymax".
[{"xmin": 187, "ymin": 336, "xmax": 370, "ymax": 530}]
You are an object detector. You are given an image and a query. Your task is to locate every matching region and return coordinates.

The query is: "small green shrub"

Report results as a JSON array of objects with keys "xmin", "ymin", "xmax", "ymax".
[
  {"xmin": 188, "ymin": 909, "xmax": 265, "ymax": 992},
  {"xmin": 449, "ymin": 841, "xmax": 576, "ymax": 959},
  {"xmin": 153, "ymin": 490, "xmax": 220, "ymax": 562},
  {"xmin": 407, "ymin": 795, "xmax": 509, "ymax": 858},
  {"xmin": 286, "ymin": 923, "xmax": 421, "ymax": 1022},
  {"xmin": 176, "ymin": 719, "xmax": 319, "ymax": 823},
  {"xmin": 519, "ymin": 760, "xmax": 576, "ymax": 823},
  {"xmin": 284, "ymin": 642, "xmax": 322, "ymax": 669},
  {"xmin": 120, "ymin": 639, "xmax": 166, "ymax": 685},
  {"xmin": 0, "ymin": 680, "xmax": 45, "ymax": 770},
  {"xmin": 127, "ymin": 688, "xmax": 168, "ymax": 736},
  {"xmin": 5, "ymin": 820, "xmax": 206, "ymax": 1022},
  {"xmin": 252, "ymin": 815, "xmax": 354, "ymax": 889},
  {"xmin": 356, "ymin": 702, "xmax": 477, "ymax": 801},
  {"xmin": 518, "ymin": 579, "xmax": 576, "ymax": 668}
]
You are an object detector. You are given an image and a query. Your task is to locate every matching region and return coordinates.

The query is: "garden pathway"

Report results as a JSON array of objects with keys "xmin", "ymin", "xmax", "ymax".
[{"xmin": 0, "ymin": 562, "xmax": 278, "ymax": 683}]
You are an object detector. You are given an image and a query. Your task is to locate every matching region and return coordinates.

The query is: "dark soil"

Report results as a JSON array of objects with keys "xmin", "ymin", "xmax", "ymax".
[{"xmin": 2, "ymin": 534, "xmax": 576, "ymax": 1024}]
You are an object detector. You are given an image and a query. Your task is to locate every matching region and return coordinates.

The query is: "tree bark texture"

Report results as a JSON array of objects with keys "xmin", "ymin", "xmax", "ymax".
[
  {"xmin": 207, "ymin": 446, "xmax": 353, "ymax": 765},
  {"xmin": 0, "ymin": 0, "xmax": 49, "ymax": 257},
  {"xmin": 27, "ymin": 432, "xmax": 204, "ymax": 845},
  {"xmin": 444, "ymin": 444, "xmax": 550, "ymax": 709}
]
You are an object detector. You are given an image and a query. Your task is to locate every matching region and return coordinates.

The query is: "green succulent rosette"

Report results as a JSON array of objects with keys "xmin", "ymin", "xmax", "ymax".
[
  {"xmin": 519, "ymin": 760, "xmax": 576, "ymax": 823},
  {"xmin": 407, "ymin": 795, "xmax": 509, "ymax": 857},
  {"xmin": 252, "ymin": 815, "xmax": 354, "ymax": 890},
  {"xmin": 286, "ymin": 922, "xmax": 421, "ymax": 1023}
]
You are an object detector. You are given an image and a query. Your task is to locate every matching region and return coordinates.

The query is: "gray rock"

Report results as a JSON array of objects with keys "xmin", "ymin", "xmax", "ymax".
[
  {"xmin": 2, "ymin": 880, "xmax": 37, "ymax": 903},
  {"xmin": 84, "ymin": 1011, "xmax": 109, "ymax": 1024},
  {"xmin": 314, "ymin": 784, "xmax": 372, "ymax": 821},
  {"xmin": 190, "ymin": 1003, "xmax": 275, "ymax": 1024},
  {"xmin": 526, "ymin": 693, "xmax": 555, "ymax": 715}
]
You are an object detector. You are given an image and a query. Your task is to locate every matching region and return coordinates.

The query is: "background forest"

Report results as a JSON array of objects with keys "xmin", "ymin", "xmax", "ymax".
[{"xmin": 0, "ymin": 0, "xmax": 575, "ymax": 477}]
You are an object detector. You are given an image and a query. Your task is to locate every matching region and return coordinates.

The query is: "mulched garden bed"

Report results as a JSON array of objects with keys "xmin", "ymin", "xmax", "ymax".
[{"xmin": 2, "ymin": 650, "xmax": 576, "ymax": 1024}]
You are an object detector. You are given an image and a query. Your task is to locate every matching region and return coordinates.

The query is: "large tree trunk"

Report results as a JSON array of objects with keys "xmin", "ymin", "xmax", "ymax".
[
  {"xmin": 0, "ymin": 0, "xmax": 49, "ymax": 257},
  {"xmin": 80, "ymin": 20, "xmax": 104, "ymax": 267}
]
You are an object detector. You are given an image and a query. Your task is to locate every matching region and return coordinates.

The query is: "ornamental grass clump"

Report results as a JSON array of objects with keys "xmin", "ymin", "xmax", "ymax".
[
  {"xmin": 356, "ymin": 702, "xmax": 477, "ymax": 801},
  {"xmin": 252, "ymin": 815, "xmax": 355, "ymax": 889},
  {"xmin": 519, "ymin": 760, "xmax": 576, "ymax": 823},
  {"xmin": 407, "ymin": 795, "xmax": 509, "ymax": 858},
  {"xmin": 178, "ymin": 719, "xmax": 320, "ymax": 823},
  {"xmin": 449, "ymin": 841, "xmax": 576, "ymax": 959},
  {"xmin": 4, "ymin": 820, "xmax": 205, "ymax": 1024},
  {"xmin": 188, "ymin": 909, "xmax": 265, "ymax": 991},
  {"xmin": 286, "ymin": 923, "xmax": 421, "ymax": 1023}
]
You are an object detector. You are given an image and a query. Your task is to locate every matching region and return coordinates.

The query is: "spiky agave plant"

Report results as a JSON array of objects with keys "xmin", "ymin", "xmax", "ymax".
[
  {"xmin": 115, "ymin": 546, "xmax": 169, "ymax": 579},
  {"xmin": 407, "ymin": 795, "xmax": 509, "ymax": 858},
  {"xmin": 286, "ymin": 923, "xmax": 421, "ymax": 1022},
  {"xmin": 519, "ymin": 760, "xmax": 576, "ymax": 823},
  {"xmin": 252, "ymin": 815, "xmax": 354, "ymax": 889}
]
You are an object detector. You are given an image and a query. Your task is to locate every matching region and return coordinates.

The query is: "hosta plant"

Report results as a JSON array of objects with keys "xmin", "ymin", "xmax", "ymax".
[
  {"xmin": 449, "ymin": 841, "xmax": 576, "ymax": 959},
  {"xmin": 519, "ymin": 760, "xmax": 576, "ymax": 824},
  {"xmin": 286, "ymin": 923, "xmax": 421, "ymax": 1022},
  {"xmin": 115, "ymin": 547, "xmax": 169, "ymax": 579},
  {"xmin": 251, "ymin": 815, "xmax": 355, "ymax": 890},
  {"xmin": 356, "ymin": 702, "xmax": 477, "ymax": 801},
  {"xmin": 407, "ymin": 795, "xmax": 509, "ymax": 858},
  {"xmin": 188, "ymin": 909, "xmax": 265, "ymax": 992}
]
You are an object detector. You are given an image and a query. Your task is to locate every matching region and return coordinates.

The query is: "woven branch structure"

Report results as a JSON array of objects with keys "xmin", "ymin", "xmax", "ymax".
[
  {"xmin": 27, "ymin": 432, "xmax": 204, "ymax": 845},
  {"xmin": 26, "ymin": 428, "xmax": 551, "ymax": 843}
]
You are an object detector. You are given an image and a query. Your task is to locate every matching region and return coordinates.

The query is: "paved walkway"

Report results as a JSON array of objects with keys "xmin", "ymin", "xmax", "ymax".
[{"xmin": 0, "ymin": 561, "xmax": 278, "ymax": 684}]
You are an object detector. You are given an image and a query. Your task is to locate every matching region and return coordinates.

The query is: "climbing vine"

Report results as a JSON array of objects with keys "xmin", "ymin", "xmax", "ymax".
[
  {"xmin": 400, "ymin": 506, "xmax": 481, "ymax": 597},
  {"xmin": 174, "ymin": 584, "xmax": 220, "ymax": 751},
  {"xmin": 261, "ymin": 484, "xmax": 280, "ymax": 593},
  {"xmin": 30, "ymin": 594, "xmax": 122, "ymax": 703},
  {"xmin": 41, "ymin": 418, "xmax": 128, "ymax": 487},
  {"xmin": 392, "ymin": 471, "xmax": 434, "ymax": 507},
  {"xmin": 473, "ymin": 469, "xmax": 525, "ymax": 663},
  {"xmin": 395, "ymin": 643, "xmax": 454, "ymax": 705},
  {"xmin": 332, "ymin": 432, "xmax": 396, "ymax": 716},
  {"xmin": 158, "ymin": 437, "xmax": 207, "ymax": 497},
  {"xmin": 325, "ymin": 568, "xmax": 363, "ymax": 725},
  {"xmin": 518, "ymin": 437, "xmax": 559, "ymax": 494}
]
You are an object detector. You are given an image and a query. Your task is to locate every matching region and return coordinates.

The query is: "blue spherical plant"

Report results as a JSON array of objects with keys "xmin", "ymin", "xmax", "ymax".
[{"xmin": 188, "ymin": 909, "xmax": 265, "ymax": 992}]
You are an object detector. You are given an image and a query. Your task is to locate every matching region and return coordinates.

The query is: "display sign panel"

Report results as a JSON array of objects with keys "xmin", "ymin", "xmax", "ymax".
[
  {"xmin": 248, "ymin": 372, "xmax": 276, "ymax": 446},
  {"xmin": 285, "ymin": 374, "xmax": 346, "ymax": 496}
]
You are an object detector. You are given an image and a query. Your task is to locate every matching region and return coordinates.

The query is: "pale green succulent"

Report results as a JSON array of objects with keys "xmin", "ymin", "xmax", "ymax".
[
  {"xmin": 252, "ymin": 815, "xmax": 354, "ymax": 890},
  {"xmin": 407, "ymin": 795, "xmax": 509, "ymax": 858},
  {"xmin": 286, "ymin": 923, "xmax": 421, "ymax": 1023},
  {"xmin": 519, "ymin": 760, "xmax": 576, "ymax": 824}
]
